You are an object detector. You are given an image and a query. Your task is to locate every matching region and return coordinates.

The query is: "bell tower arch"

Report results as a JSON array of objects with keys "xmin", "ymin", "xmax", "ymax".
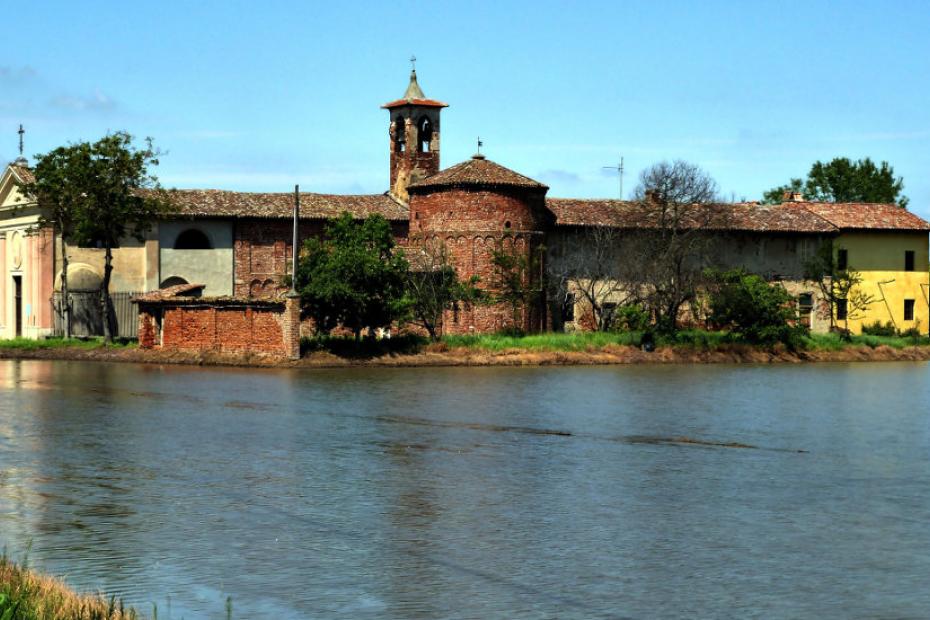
[{"xmin": 382, "ymin": 64, "xmax": 448, "ymax": 201}]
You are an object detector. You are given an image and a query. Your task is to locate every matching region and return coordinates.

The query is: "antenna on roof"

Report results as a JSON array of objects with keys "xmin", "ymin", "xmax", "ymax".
[{"xmin": 602, "ymin": 155, "xmax": 624, "ymax": 199}]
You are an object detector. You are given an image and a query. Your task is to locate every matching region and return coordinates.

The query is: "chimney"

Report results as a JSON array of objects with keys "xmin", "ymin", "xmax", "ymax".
[{"xmin": 782, "ymin": 190, "xmax": 804, "ymax": 202}]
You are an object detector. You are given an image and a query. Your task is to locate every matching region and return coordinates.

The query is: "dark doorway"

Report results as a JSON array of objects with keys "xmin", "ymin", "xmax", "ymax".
[{"xmin": 13, "ymin": 275, "xmax": 23, "ymax": 338}]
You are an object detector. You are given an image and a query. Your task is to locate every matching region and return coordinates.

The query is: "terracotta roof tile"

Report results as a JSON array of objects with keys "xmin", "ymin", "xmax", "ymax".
[
  {"xmin": 9, "ymin": 164, "xmax": 35, "ymax": 184},
  {"xmin": 132, "ymin": 283, "xmax": 205, "ymax": 302},
  {"xmin": 381, "ymin": 98, "xmax": 449, "ymax": 109},
  {"xmin": 784, "ymin": 202, "xmax": 930, "ymax": 231},
  {"xmin": 409, "ymin": 155, "xmax": 547, "ymax": 192},
  {"xmin": 547, "ymin": 199, "xmax": 838, "ymax": 233},
  {"xmin": 153, "ymin": 189, "xmax": 409, "ymax": 221}
]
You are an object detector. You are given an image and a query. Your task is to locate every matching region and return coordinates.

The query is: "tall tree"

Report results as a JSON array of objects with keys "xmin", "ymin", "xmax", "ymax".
[
  {"xmin": 763, "ymin": 157, "xmax": 907, "ymax": 207},
  {"xmin": 16, "ymin": 145, "xmax": 89, "ymax": 339},
  {"xmin": 72, "ymin": 133, "xmax": 169, "ymax": 343},
  {"xmin": 296, "ymin": 213, "xmax": 409, "ymax": 340},
  {"xmin": 628, "ymin": 160, "xmax": 727, "ymax": 334},
  {"xmin": 491, "ymin": 236, "xmax": 543, "ymax": 333}
]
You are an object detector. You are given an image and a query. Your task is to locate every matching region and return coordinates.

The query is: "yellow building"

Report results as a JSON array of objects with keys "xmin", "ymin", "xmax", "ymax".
[{"xmin": 791, "ymin": 203, "xmax": 930, "ymax": 335}]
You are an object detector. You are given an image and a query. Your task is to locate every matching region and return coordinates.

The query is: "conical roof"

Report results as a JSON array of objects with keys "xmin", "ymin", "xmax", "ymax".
[
  {"xmin": 382, "ymin": 70, "xmax": 449, "ymax": 109},
  {"xmin": 408, "ymin": 154, "xmax": 547, "ymax": 192}
]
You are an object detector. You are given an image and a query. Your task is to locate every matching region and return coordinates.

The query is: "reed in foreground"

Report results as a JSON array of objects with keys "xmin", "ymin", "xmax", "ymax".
[{"xmin": 0, "ymin": 553, "xmax": 139, "ymax": 620}]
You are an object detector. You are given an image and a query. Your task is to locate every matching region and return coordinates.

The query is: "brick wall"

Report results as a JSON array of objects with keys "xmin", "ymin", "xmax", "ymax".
[
  {"xmin": 137, "ymin": 299, "xmax": 297, "ymax": 356},
  {"xmin": 233, "ymin": 219, "xmax": 409, "ymax": 299},
  {"xmin": 408, "ymin": 186, "xmax": 550, "ymax": 334}
]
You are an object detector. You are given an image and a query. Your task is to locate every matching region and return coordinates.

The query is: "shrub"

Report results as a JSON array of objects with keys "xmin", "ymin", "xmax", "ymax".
[
  {"xmin": 707, "ymin": 269, "xmax": 806, "ymax": 346},
  {"xmin": 613, "ymin": 303, "xmax": 650, "ymax": 332},
  {"xmin": 861, "ymin": 321, "xmax": 897, "ymax": 337}
]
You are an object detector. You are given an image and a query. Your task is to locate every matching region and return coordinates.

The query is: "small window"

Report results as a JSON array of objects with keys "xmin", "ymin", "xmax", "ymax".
[
  {"xmin": 836, "ymin": 298, "xmax": 848, "ymax": 321},
  {"xmin": 837, "ymin": 249, "xmax": 848, "ymax": 271},
  {"xmin": 602, "ymin": 302, "xmax": 618, "ymax": 327},
  {"xmin": 562, "ymin": 293, "xmax": 575, "ymax": 323},
  {"xmin": 418, "ymin": 117, "xmax": 433, "ymax": 153},
  {"xmin": 904, "ymin": 299, "xmax": 915, "ymax": 321},
  {"xmin": 504, "ymin": 220, "xmax": 512, "ymax": 230},
  {"xmin": 174, "ymin": 229, "xmax": 212, "ymax": 250},
  {"xmin": 798, "ymin": 293, "xmax": 813, "ymax": 328},
  {"xmin": 905, "ymin": 250, "xmax": 915, "ymax": 272}
]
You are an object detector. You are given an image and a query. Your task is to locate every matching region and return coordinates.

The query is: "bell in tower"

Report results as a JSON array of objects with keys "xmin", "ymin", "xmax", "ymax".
[{"xmin": 382, "ymin": 60, "xmax": 448, "ymax": 201}]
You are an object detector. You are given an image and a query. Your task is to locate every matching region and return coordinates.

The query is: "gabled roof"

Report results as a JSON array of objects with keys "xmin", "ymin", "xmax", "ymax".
[
  {"xmin": 381, "ymin": 70, "xmax": 449, "ymax": 109},
  {"xmin": 547, "ymin": 199, "xmax": 838, "ymax": 233},
  {"xmin": 783, "ymin": 201, "xmax": 930, "ymax": 232},
  {"xmin": 9, "ymin": 163, "xmax": 35, "ymax": 184},
  {"xmin": 409, "ymin": 155, "xmax": 548, "ymax": 192},
  {"xmin": 153, "ymin": 189, "xmax": 409, "ymax": 221}
]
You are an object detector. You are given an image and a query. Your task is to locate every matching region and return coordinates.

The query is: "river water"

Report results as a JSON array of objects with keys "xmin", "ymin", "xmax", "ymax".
[{"xmin": 1, "ymin": 360, "xmax": 929, "ymax": 618}]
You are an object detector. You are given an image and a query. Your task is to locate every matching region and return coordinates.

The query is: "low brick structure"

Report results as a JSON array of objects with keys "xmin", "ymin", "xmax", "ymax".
[{"xmin": 134, "ymin": 284, "xmax": 301, "ymax": 359}]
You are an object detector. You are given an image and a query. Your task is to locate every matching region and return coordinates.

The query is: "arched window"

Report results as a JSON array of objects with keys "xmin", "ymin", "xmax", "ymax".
[
  {"xmin": 160, "ymin": 276, "xmax": 189, "ymax": 288},
  {"xmin": 174, "ymin": 229, "xmax": 212, "ymax": 250},
  {"xmin": 418, "ymin": 117, "xmax": 432, "ymax": 153},
  {"xmin": 394, "ymin": 116, "xmax": 407, "ymax": 153}
]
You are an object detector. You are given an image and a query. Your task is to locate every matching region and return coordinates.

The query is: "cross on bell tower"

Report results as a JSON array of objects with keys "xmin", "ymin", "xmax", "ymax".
[{"xmin": 381, "ymin": 60, "xmax": 448, "ymax": 201}]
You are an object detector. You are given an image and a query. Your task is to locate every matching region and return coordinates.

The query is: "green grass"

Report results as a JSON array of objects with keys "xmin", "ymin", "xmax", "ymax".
[
  {"xmin": 442, "ymin": 331, "xmax": 641, "ymax": 351},
  {"xmin": 803, "ymin": 332, "xmax": 930, "ymax": 351},
  {"xmin": 0, "ymin": 337, "xmax": 135, "ymax": 351}
]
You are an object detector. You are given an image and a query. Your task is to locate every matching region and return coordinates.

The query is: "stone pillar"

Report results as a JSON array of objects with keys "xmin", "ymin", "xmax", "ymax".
[{"xmin": 283, "ymin": 293, "xmax": 301, "ymax": 360}]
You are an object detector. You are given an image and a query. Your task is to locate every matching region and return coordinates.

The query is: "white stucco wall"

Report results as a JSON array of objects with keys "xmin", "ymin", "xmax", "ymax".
[{"xmin": 158, "ymin": 220, "xmax": 233, "ymax": 296}]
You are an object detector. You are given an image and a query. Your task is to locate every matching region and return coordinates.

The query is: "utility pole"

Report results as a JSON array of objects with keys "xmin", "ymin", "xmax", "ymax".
[
  {"xmin": 290, "ymin": 184, "xmax": 300, "ymax": 295},
  {"xmin": 602, "ymin": 155, "xmax": 624, "ymax": 199}
]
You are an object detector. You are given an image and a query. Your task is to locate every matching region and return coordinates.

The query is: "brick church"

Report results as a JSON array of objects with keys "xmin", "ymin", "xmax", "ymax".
[{"xmin": 2, "ymin": 68, "xmax": 928, "ymax": 347}]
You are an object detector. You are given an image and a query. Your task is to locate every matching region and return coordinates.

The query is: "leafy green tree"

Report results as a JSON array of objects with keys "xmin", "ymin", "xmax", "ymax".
[
  {"xmin": 19, "ymin": 132, "xmax": 169, "ymax": 343},
  {"xmin": 405, "ymin": 239, "xmax": 484, "ymax": 340},
  {"xmin": 764, "ymin": 157, "xmax": 907, "ymax": 207},
  {"xmin": 803, "ymin": 241, "xmax": 875, "ymax": 338},
  {"xmin": 707, "ymin": 269, "xmax": 804, "ymax": 346},
  {"xmin": 296, "ymin": 212, "xmax": 409, "ymax": 340},
  {"xmin": 16, "ymin": 146, "xmax": 87, "ymax": 338}
]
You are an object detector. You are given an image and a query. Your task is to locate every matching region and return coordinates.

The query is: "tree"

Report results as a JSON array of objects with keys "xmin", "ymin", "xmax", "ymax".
[
  {"xmin": 296, "ymin": 213, "xmax": 409, "ymax": 340},
  {"xmin": 405, "ymin": 239, "xmax": 484, "ymax": 340},
  {"xmin": 16, "ymin": 146, "xmax": 88, "ymax": 338},
  {"xmin": 706, "ymin": 269, "xmax": 804, "ymax": 346},
  {"xmin": 803, "ymin": 241, "xmax": 875, "ymax": 338},
  {"xmin": 18, "ymin": 132, "xmax": 169, "ymax": 343},
  {"xmin": 491, "ymin": 236, "xmax": 543, "ymax": 333},
  {"xmin": 547, "ymin": 225, "xmax": 636, "ymax": 331},
  {"xmin": 627, "ymin": 160, "xmax": 727, "ymax": 334},
  {"xmin": 764, "ymin": 157, "xmax": 907, "ymax": 207}
]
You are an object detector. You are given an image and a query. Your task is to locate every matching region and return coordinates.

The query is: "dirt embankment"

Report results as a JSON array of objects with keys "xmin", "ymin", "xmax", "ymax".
[{"xmin": 2, "ymin": 343, "xmax": 929, "ymax": 368}]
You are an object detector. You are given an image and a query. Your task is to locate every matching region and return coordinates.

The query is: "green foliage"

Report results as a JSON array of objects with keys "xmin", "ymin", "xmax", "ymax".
[
  {"xmin": 296, "ymin": 213, "xmax": 409, "ymax": 339},
  {"xmin": 612, "ymin": 303, "xmax": 650, "ymax": 332},
  {"xmin": 21, "ymin": 132, "xmax": 171, "ymax": 342},
  {"xmin": 706, "ymin": 269, "xmax": 805, "ymax": 346},
  {"xmin": 0, "ymin": 337, "xmax": 133, "ymax": 350},
  {"xmin": 861, "ymin": 320, "xmax": 897, "ymax": 337},
  {"xmin": 763, "ymin": 157, "xmax": 907, "ymax": 207},
  {"xmin": 405, "ymin": 241, "xmax": 485, "ymax": 340}
]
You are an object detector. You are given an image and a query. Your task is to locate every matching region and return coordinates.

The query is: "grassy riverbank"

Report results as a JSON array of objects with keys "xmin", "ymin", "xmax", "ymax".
[
  {"xmin": 0, "ymin": 554, "xmax": 139, "ymax": 620},
  {"xmin": 1, "ymin": 331, "xmax": 929, "ymax": 367}
]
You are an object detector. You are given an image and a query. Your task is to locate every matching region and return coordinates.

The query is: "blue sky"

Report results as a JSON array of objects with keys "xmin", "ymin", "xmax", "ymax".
[{"xmin": 3, "ymin": 1, "xmax": 929, "ymax": 218}]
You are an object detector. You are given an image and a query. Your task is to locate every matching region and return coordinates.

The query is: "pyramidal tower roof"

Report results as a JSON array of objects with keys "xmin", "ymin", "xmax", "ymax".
[
  {"xmin": 408, "ymin": 154, "xmax": 547, "ymax": 192},
  {"xmin": 382, "ymin": 69, "xmax": 449, "ymax": 109}
]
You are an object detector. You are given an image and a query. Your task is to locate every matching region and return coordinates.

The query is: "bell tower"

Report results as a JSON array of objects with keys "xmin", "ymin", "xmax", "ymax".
[{"xmin": 382, "ymin": 61, "xmax": 448, "ymax": 201}]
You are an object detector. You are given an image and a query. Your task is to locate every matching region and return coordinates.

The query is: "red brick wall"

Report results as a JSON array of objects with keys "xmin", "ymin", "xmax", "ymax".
[
  {"xmin": 137, "ymin": 302, "xmax": 291, "ymax": 355},
  {"xmin": 408, "ymin": 186, "xmax": 550, "ymax": 334},
  {"xmin": 234, "ymin": 219, "xmax": 409, "ymax": 298}
]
